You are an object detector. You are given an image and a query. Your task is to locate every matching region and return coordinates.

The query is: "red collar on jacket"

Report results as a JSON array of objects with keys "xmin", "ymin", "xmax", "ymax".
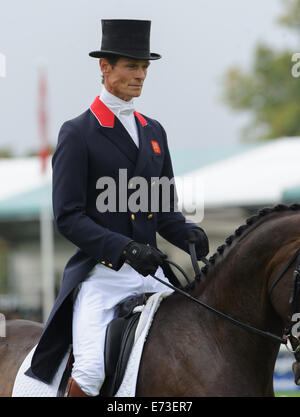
[{"xmin": 90, "ymin": 96, "xmax": 147, "ymax": 128}]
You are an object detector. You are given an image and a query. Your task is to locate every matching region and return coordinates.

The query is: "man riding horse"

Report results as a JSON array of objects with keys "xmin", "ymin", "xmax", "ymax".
[{"xmin": 25, "ymin": 19, "xmax": 209, "ymax": 396}]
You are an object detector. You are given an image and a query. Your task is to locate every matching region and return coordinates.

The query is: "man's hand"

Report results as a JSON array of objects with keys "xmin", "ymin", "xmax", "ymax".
[
  {"xmin": 121, "ymin": 241, "xmax": 167, "ymax": 277},
  {"xmin": 185, "ymin": 228, "xmax": 209, "ymax": 259}
]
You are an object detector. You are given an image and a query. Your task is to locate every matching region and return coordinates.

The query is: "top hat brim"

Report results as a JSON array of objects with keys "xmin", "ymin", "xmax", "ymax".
[{"xmin": 89, "ymin": 49, "xmax": 161, "ymax": 60}]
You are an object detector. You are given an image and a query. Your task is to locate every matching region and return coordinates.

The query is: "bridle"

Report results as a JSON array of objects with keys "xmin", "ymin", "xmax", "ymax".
[
  {"xmin": 268, "ymin": 247, "xmax": 300, "ymax": 355},
  {"xmin": 151, "ymin": 244, "xmax": 300, "ymax": 348}
]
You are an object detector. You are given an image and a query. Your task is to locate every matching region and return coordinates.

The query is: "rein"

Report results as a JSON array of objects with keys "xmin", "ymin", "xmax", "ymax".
[{"xmin": 150, "ymin": 243, "xmax": 300, "ymax": 346}]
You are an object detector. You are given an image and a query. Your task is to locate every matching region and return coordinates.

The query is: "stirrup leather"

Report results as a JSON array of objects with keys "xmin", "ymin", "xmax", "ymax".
[{"xmin": 64, "ymin": 377, "xmax": 89, "ymax": 397}]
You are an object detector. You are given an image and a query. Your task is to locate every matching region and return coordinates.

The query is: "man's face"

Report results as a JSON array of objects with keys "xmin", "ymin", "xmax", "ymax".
[{"xmin": 100, "ymin": 57, "xmax": 150, "ymax": 101}]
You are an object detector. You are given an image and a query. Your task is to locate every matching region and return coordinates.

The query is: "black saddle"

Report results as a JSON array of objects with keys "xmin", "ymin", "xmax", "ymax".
[{"xmin": 57, "ymin": 293, "xmax": 152, "ymax": 397}]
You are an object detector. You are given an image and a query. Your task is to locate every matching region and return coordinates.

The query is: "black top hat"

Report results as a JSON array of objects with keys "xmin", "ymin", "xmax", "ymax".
[{"xmin": 89, "ymin": 19, "xmax": 161, "ymax": 61}]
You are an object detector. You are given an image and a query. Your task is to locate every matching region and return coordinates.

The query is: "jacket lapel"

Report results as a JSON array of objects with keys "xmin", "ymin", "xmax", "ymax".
[
  {"xmin": 133, "ymin": 111, "xmax": 150, "ymax": 176},
  {"xmin": 90, "ymin": 97, "xmax": 138, "ymax": 165},
  {"xmin": 90, "ymin": 97, "xmax": 154, "ymax": 174}
]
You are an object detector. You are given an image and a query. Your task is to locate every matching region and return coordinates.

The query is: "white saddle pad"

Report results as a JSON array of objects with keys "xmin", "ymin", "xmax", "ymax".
[{"xmin": 12, "ymin": 290, "xmax": 172, "ymax": 397}]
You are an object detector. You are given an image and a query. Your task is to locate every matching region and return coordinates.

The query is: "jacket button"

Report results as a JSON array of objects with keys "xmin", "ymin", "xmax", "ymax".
[
  {"xmin": 146, "ymin": 243, "xmax": 150, "ymax": 246},
  {"xmin": 131, "ymin": 214, "xmax": 135, "ymax": 220},
  {"xmin": 101, "ymin": 261, "xmax": 106, "ymax": 264},
  {"xmin": 108, "ymin": 263, "xmax": 113, "ymax": 268},
  {"xmin": 147, "ymin": 214, "xmax": 153, "ymax": 219}
]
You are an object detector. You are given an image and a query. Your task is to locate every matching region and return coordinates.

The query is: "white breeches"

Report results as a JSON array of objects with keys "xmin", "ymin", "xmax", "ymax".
[{"xmin": 71, "ymin": 262, "xmax": 170, "ymax": 396}]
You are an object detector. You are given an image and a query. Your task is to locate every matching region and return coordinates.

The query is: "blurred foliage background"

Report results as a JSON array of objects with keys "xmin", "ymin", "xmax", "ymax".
[{"xmin": 222, "ymin": 0, "xmax": 300, "ymax": 142}]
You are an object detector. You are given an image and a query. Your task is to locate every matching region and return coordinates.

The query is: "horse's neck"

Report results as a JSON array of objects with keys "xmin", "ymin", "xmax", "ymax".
[
  {"xmin": 194, "ymin": 243, "xmax": 267, "ymax": 317},
  {"xmin": 152, "ymin": 210, "xmax": 300, "ymax": 395},
  {"xmin": 195, "ymin": 216, "xmax": 287, "ymax": 328},
  {"xmin": 197, "ymin": 211, "xmax": 300, "ymax": 329},
  {"xmin": 188, "ymin": 238, "xmax": 282, "ymax": 384}
]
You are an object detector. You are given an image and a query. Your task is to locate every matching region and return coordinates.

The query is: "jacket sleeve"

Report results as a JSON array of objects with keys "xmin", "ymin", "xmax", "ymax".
[
  {"xmin": 52, "ymin": 121, "xmax": 132, "ymax": 270},
  {"xmin": 156, "ymin": 123, "xmax": 200, "ymax": 253}
]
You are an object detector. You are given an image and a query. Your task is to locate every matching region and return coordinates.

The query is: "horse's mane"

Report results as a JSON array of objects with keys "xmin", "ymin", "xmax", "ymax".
[{"xmin": 198, "ymin": 203, "xmax": 300, "ymax": 280}]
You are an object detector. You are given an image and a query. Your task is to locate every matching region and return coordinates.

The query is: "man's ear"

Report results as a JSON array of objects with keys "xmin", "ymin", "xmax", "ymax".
[{"xmin": 99, "ymin": 58, "xmax": 110, "ymax": 76}]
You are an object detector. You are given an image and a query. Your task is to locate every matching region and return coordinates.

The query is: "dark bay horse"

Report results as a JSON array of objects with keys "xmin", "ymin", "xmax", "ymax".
[{"xmin": 2, "ymin": 203, "xmax": 300, "ymax": 396}]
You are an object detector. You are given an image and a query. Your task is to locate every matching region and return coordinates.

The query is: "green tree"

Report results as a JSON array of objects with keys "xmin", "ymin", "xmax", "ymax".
[
  {"xmin": 25, "ymin": 145, "xmax": 55, "ymax": 157},
  {"xmin": 222, "ymin": 0, "xmax": 300, "ymax": 142},
  {"xmin": 0, "ymin": 148, "xmax": 13, "ymax": 158},
  {"xmin": 278, "ymin": 0, "xmax": 300, "ymax": 32}
]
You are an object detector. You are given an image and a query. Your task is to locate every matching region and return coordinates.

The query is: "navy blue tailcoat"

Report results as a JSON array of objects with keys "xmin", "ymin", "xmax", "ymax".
[{"xmin": 26, "ymin": 97, "xmax": 199, "ymax": 383}]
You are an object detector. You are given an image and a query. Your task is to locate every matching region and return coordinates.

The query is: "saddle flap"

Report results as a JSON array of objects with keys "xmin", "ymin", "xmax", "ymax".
[
  {"xmin": 104, "ymin": 317, "xmax": 129, "ymax": 377},
  {"xmin": 100, "ymin": 313, "xmax": 140, "ymax": 396},
  {"xmin": 100, "ymin": 293, "xmax": 155, "ymax": 396}
]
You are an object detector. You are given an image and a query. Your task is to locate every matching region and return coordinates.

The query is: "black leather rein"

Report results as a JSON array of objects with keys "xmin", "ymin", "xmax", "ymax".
[{"xmin": 150, "ymin": 243, "xmax": 293, "ymax": 345}]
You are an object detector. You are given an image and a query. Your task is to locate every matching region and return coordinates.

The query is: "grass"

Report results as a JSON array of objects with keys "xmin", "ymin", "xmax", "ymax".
[{"xmin": 275, "ymin": 391, "xmax": 300, "ymax": 397}]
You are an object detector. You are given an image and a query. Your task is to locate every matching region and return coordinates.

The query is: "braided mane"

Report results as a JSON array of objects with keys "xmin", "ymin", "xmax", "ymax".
[{"xmin": 200, "ymin": 203, "xmax": 300, "ymax": 278}]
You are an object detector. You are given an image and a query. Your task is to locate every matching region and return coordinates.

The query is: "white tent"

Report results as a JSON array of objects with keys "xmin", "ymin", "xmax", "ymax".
[
  {"xmin": 177, "ymin": 137, "xmax": 300, "ymax": 210},
  {"xmin": 0, "ymin": 156, "xmax": 54, "ymax": 322},
  {"xmin": 0, "ymin": 156, "xmax": 52, "ymax": 217}
]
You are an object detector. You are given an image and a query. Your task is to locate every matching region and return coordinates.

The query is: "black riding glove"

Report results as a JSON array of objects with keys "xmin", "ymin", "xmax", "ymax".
[
  {"xmin": 185, "ymin": 227, "xmax": 209, "ymax": 259},
  {"xmin": 121, "ymin": 241, "xmax": 167, "ymax": 277}
]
